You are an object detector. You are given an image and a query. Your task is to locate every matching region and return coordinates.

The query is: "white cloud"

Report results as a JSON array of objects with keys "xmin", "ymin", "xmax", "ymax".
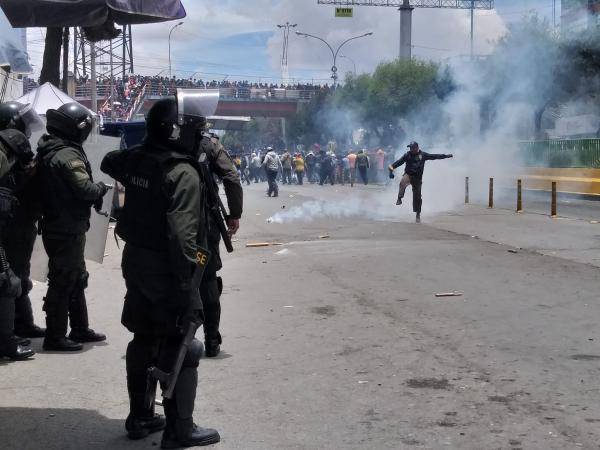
[{"xmin": 22, "ymin": 0, "xmax": 554, "ymax": 83}]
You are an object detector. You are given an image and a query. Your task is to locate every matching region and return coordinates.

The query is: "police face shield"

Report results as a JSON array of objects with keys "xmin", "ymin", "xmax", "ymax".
[
  {"xmin": 176, "ymin": 89, "xmax": 219, "ymax": 127},
  {"xmin": 17, "ymin": 103, "xmax": 44, "ymax": 138},
  {"xmin": 175, "ymin": 89, "xmax": 220, "ymax": 155}
]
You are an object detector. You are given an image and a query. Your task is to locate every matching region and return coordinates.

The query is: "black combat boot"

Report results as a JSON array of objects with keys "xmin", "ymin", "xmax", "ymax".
[
  {"xmin": 161, "ymin": 418, "xmax": 220, "ymax": 449},
  {"xmin": 14, "ymin": 324, "xmax": 46, "ymax": 338},
  {"xmin": 68, "ymin": 328, "xmax": 106, "ymax": 343},
  {"xmin": 160, "ymin": 365, "xmax": 220, "ymax": 448},
  {"xmin": 125, "ymin": 393, "xmax": 166, "ymax": 440},
  {"xmin": 14, "ymin": 291, "xmax": 46, "ymax": 337},
  {"xmin": 0, "ymin": 337, "xmax": 35, "ymax": 360},
  {"xmin": 43, "ymin": 294, "xmax": 81, "ymax": 351},
  {"xmin": 43, "ymin": 337, "xmax": 83, "ymax": 351},
  {"xmin": 204, "ymin": 333, "xmax": 221, "ymax": 358}
]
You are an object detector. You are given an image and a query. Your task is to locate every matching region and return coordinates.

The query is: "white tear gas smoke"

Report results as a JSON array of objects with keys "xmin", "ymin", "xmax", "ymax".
[
  {"xmin": 268, "ymin": 167, "xmax": 466, "ymax": 224},
  {"xmin": 271, "ymin": 15, "xmax": 599, "ymax": 225}
]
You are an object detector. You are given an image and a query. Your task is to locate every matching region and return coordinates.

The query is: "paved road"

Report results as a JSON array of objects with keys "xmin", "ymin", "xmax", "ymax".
[{"xmin": 2, "ymin": 181, "xmax": 600, "ymax": 450}]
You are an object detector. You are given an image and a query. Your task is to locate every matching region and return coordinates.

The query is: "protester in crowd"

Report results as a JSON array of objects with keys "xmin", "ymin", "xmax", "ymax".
[{"xmin": 293, "ymin": 153, "xmax": 305, "ymax": 185}]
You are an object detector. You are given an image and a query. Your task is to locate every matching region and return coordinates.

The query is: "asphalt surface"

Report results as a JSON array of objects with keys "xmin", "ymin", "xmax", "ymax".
[{"xmin": 2, "ymin": 180, "xmax": 600, "ymax": 450}]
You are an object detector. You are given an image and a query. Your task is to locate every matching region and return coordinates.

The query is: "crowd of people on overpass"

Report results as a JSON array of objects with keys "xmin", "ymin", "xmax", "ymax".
[{"xmin": 24, "ymin": 74, "xmax": 332, "ymax": 122}]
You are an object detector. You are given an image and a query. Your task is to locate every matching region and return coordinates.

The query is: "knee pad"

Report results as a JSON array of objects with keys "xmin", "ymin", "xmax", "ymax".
[{"xmin": 182, "ymin": 338, "xmax": 203, "ymax": 369}]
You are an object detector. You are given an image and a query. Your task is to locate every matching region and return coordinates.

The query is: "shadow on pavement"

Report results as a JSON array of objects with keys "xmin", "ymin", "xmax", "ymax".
[{"xmin": 0, "ymin": 407, "xmax": 157, "ymax": 450}]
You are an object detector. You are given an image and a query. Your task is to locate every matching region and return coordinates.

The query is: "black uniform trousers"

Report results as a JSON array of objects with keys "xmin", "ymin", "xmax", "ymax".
[
  {"xmin": 4, "ymin": 214, "xmax": 38, "ymax": 331},
  {"xmin": 121, "ymin": 244, "xmax": 203, "ymax": 420},
  {"xmin": 42, "ymin": 233, "xmax": 90, "ymax": 339},
  {"xmin": 200, "ymin": 232, "xmax": 222, "ymax": 346}
]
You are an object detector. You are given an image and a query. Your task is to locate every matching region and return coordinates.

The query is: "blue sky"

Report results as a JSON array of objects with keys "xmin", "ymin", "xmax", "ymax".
[{"xmin": 23, "ymin": 0, "xmax": 559, "ymax": 83}]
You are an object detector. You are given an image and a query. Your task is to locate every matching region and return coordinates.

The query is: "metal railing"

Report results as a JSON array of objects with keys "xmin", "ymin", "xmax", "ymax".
[
  {"xmin": 70, "ymin": 85, "xmax": 319, "ymax": 102},
  {"xmin": 127, "ymin": 82, "xmax": 149, "ymax": 121},
  {"xmin": 521, "ymin": 139, "xmax": 600, "ymax": 168}
]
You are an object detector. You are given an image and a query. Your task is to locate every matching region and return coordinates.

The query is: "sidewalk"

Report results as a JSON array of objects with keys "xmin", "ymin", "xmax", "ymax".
[{"xmin": 429, "ymin": 204, "xmax": 600, "ymax": 268}]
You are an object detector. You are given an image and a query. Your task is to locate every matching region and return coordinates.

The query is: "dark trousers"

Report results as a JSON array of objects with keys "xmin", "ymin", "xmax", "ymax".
[
  {"xmin": 358, "ymin": 166, "xmax": 368, "ymax": 185},
  {"xmin": 121, "ymin": 249, "xmax": 202, "ymax": 423},
  {"xmin": 3, "ymin": 214, "xmax": 38, "ymax": 331},
  {"xmin": 241, "ymin": 169, "xmax": 251, "ymax": 185},
  {"xmin": 42, "ymin": 233, "xmax": 90, "ymax": 339},
  {"xmin": 282, "ymin": 168, "xmax": 292, "ymax": 184},
  {"xmin": 296, "ymin": 170, "xmax": 304, "ymax": 185},
  {"xmin": 398, "ymin": 174, "xmax": 423, "ymax": 213},
  {"xmin": 306, "ymin": 166, "xmax": 316, "ymax": 183},
  {"xmin": 199, "ymin": 240, "xmax": 222, "ymax": 346},
  {"xmin": 251, "ymin": 168, "xmax": 260, "ymax": 183},
  {"xmin": 266, "ymin": 169, "xmax": 279, "ymax": 196},
  {"xmin": 319, "ymin": 168, "xmax": 334, "ymax": 185}
]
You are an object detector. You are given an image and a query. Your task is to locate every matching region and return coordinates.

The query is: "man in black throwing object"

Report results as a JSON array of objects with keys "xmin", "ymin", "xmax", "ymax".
[{"xmin": 389, "ymin": 141, "xmax": 453, "ymax": 223}]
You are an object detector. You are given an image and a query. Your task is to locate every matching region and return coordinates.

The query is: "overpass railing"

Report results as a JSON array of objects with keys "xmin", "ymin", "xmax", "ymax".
[
  {"xmin": 71, "ymin": 85, "xmax": 319, "ymax": 102},
  {"xmin": 521, "ymin": 139, "xmax": 600, "ymax": 168}
]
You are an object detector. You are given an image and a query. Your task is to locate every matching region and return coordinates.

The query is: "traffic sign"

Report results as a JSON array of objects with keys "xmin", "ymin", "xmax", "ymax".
[{"xmin": 335, "ymin": 7, "xmax": 353, "ymax": 17}]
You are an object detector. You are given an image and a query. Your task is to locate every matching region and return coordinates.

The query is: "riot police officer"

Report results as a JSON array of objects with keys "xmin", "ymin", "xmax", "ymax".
[
  {"xmin": 0, "ymin": 101, "xmax": 46, "ymax": 338},
  {"xmin": 36, "ymin": 103, "xmax": 110, "ymax": 351},
  {"xmin": 101, "ymin": 90, "xmax": 220, "ymax": 448},
  {"xmin": 0, "ymin": 124, "xmax": 35, "ymax": 360},
  {"xmin": 198, "ymin": 126, "xmax": 243, "ymax": 357}
]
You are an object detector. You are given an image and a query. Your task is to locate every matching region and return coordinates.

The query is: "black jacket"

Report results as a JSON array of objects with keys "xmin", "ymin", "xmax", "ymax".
[
  {"xmin": 36, "ymin": 134, "xmax": 105, "ymax": 235},
  {"xmin": 390, "ymin": 151, "xmax": 451, "ymax": 179}
]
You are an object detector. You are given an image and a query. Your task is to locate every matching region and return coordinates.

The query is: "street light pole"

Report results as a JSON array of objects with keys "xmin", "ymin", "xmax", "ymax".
[
  {"xmin": 168, "ymin": 21, "xmax": 183, "ymax": 78},
  {"xmin": 295, "ymin": 31, "xmax": 373, "ymax": 86},
  {"xmin": 277, "ymin": 22, "xmax": 297, "ymax": 84}
]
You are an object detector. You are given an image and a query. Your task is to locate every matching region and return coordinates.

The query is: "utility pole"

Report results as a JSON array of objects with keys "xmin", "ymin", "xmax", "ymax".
[
  {"xmin": 399, "ymin": 0, "xmax": 413, "ymax": 59},
  {"xmin": 90, "ymin": 42, "xmax": 97, "ymax": 114},
  {"xmin": 317, "ymin": 1, "xmax": 494, "ymax": 60}
]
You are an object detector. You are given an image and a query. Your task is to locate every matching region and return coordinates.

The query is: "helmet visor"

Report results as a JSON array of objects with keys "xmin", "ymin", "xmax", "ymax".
[{"xmin": 176, "ymin": 89, "xmax": 219, "ymax": 125}]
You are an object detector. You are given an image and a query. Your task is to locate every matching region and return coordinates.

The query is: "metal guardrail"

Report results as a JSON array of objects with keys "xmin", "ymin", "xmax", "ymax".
[
  {"xmin": 521, "ymin": 139, "xmax": 600, "ymax": 168},
  {"xmin": 71, "ymin": 85, "xmax": 318, "ymax": 101}
]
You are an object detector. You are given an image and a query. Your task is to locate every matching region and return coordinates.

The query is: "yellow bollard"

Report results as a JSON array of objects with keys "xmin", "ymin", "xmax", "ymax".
[
  {"xmin": 516, "ymin": 179, "xmax": 523, "ymax": 213},
  {"xmin": 488, "ymin": 177, "xmax": 494, "ymax": 209},
  {"xmin": 551, "ymin": 182, "xmax": 557, "ymax": 218},
  {"xmin": 465, "ymin": 177, "xmax": 469, "ymax": 204}
]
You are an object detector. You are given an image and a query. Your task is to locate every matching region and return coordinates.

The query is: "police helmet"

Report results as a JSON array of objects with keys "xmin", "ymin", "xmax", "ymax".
[
  {"xmin": 46, "ymin": 102, "xmax": 94, "ymax": 144},
  {"xmin": 145, "ymin": 97, "xmax": 178, "ymax": 143},
  {"xmin": 0, "ymin": 101, "xmax": 44, "ymax": 138},
  {"xmin": 145, "ymin": 89, "xmax": 219, "ymax": 155}
]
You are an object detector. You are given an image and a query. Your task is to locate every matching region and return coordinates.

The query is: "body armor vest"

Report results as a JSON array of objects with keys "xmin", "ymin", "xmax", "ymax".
[
  {"xmin": 116, "ymin": 145, "xmax": 198, "ymax": 252},
  {"xmin": 37, "ymin": 141, "xmax": 94, "ymax": 234}
]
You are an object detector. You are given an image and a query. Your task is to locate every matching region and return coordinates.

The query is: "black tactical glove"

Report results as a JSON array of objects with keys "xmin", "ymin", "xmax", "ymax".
[
  {"xmin": 97, "ymin": 181, "xmax": 110, "ymax": 197},
  {"xmin": 389, "ymin": 171, "xmax": 395, "ymax": 179},
  {"xmin": 93, "ymin": 197, "xmax": 104, "ymax": 211}
]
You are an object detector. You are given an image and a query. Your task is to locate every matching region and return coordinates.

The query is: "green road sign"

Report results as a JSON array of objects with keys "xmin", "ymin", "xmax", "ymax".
[{"xmin": 335, "ymin": 7, "xmax": 353, "ymax": 17}]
